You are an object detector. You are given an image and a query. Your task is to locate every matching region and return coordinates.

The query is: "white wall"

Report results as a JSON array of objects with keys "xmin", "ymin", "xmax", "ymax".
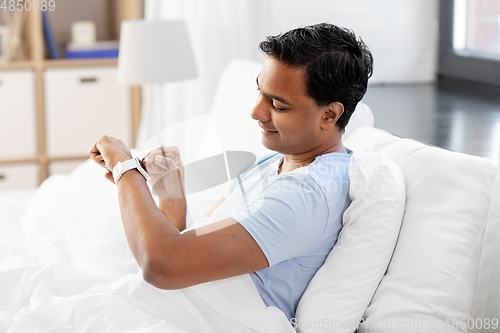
[
  {"xmin": 140, "ymin": 0, "xmax": 440, "ymax": 147},
  {"xmin": 266, "ymin": 0, "xmax": 440, "ymax": 84}
]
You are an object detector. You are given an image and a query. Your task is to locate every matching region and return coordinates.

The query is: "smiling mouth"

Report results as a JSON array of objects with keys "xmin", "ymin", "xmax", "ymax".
[
  {"xmin": 261, "ymin": 129, "xmax": 278, "ymax": 135},
  {"xmin": 259, "ymin": 122, "xmax": 278, "ymax": 134},
  {"xmin": 260, "ymin": 126, "xmax": 278, "ymax": 132}
]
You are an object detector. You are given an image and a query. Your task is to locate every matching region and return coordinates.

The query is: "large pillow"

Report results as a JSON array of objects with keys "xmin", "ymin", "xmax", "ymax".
[
  {"xmin": 295, "ymin": 152, "xmax": 405, "ymax": 333},
  {"xmin": 343, "ymin": 101, "xmax": 374, "ymax": 140},
  {"xmin": 344, "ymin": 126, "xmax": 496, "ymax": 332}
]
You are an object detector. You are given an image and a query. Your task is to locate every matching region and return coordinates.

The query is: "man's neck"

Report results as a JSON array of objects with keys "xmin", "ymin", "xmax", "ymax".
[{"xmin": 278, "ymin": 140, "xmax": 346, "ymax": 175}]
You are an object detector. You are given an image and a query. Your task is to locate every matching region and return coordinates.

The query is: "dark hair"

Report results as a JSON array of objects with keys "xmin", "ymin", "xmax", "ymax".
[{"xmin": 259, "ymin": 23, "xmax": 373, "ymax": 132}]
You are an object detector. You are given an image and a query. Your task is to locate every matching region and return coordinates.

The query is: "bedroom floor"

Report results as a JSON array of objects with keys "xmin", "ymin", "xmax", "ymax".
[{"xmin": 361, "ymin": 82, "xmax": 500, "ymax": 162}]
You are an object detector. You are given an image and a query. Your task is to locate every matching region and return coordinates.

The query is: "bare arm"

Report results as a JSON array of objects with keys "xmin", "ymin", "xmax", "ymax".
[
  {"xmin": 158, "ymin": 195, "xmax": 186, "ymax": 232},
  {"xmin": 143, "ymin": 147, "xmax": 187, "ymax": 232},
  {"xmin": 90, "ymin": 137, "xmax": 267, "ymax": 290},
  {"xmin": 153, "ymin": 154, "xmax": 235, "ymax": 231},
  {"xmin": 117, "ymin": 170, "xmax": 268, "ymax": 289}
]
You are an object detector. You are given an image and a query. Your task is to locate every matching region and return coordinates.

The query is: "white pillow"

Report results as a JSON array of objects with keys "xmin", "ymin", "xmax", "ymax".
[
  {"xmin": 343, "ymin": 102, "xmax": 374, "ymax": 140},
  {"xmin": 344, "ymin": 127, "xmax": 496, "ymax": 332},
  {"xmin": 295, "ymin": 152, "xmax": 405, "ymax": 333}
]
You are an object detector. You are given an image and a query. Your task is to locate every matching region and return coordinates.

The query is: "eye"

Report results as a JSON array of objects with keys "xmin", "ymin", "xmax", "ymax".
[{"xmin": 272, "ymin": 104, "xmax": 286, "ymax": 112}]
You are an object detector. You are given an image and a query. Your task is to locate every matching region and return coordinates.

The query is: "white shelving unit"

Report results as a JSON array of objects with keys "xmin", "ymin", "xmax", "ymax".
[{"xmin": 0, "ymin": 0, "xmax": 143, "ymax": 189}]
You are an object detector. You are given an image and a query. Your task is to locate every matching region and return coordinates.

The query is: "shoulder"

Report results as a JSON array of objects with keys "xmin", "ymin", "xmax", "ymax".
[
  {"xmin": 287, "ymin": 153, "xmax": 351, "ymax": 187},
  {"xmin": 307, "ymin": 153, "xmax": 351, "ymax": 184},
  {"xmin": 309, "ymin": 152, "xmax": 351, "ymax": 175},
  {"xmin": 300, "ymin": 153, "xmax": 352, "ymax": 205}
]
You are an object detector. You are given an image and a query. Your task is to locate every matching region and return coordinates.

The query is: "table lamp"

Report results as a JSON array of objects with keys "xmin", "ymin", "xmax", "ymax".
[{"xmin": 117, "ymin": 19, "xmax": 198, "ymax": 147}]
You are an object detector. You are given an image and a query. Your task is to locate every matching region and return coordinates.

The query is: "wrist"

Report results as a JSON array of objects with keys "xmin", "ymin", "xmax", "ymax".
[
  {"xmin": 113, "ymin": 156, "xmax": 151, "ymax": 185},
  {"xmin": 119, "ymin": 167, "xmax": 147, "ymax": 183},
  {"xmin": 109, "ymin": 153, "xmax": 132, "ymax": 171}
]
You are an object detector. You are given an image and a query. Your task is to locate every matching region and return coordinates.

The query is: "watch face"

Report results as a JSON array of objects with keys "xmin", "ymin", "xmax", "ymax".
[{"xmin": 138, "ymin": 159, "xmax": 149, "ymax": 175}]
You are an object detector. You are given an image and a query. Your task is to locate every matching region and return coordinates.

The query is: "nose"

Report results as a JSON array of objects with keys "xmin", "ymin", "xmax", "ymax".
[{"xmin": 251, "ymin": 93, "xmax": 271, "ymax": 123}]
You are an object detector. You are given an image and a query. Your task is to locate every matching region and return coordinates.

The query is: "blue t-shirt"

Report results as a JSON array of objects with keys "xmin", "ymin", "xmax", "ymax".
[{"xmin": 209, "ymin": 151, "xmax": 351, "ymax": 320}]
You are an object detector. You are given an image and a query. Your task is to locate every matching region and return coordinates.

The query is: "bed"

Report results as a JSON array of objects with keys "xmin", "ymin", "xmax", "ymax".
[{"xmin": 0, "ymin": 59, "xmax": 498, "ymax": 333}]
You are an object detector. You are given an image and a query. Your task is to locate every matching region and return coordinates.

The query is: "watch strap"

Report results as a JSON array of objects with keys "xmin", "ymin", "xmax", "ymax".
[{"xmin": 113, "ymin": 157, "xmax": 150, "ymax": 184}]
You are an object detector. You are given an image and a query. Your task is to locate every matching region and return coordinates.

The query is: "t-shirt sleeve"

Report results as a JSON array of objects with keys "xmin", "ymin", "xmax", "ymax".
[{"xmin": 230, "ymin": 173, "xmax": 329, "ymax": 267}]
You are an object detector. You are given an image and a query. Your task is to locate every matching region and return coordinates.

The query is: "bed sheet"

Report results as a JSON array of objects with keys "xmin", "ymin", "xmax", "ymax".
[
  {"xmin": 0, "ymin": 188, "xmax": 36, "ymax": 238},
  {"xmin": 0, "ymin": 188, "xmax": 38, "ymax": 269},
  {"xmin": 0, "ymin": 160, "xmax": 294, "ymax": 332},
  {"xmin": 0, "ymin": 263, "xmax": 293, "ymax": 332}
]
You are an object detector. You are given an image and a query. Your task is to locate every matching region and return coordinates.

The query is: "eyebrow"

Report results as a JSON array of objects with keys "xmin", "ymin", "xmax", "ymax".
[{"xmin": 256, "ymin": 76, "xmax": 293, "ymax": 106}]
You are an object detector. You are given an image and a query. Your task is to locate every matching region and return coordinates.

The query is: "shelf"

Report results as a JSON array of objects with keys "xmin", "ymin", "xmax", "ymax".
[
  {"xmin": 0, "ymin": 61, "xmax": 36, "ymax": 71},
  {"xmin": 43, "ymin": 58, "xmax": 118, "ymax": 68},
  {"xmin": 0, "ymin": 157, "xmax": 39, "ymax": 165},
  {"xmin": 0, "ymin": 0, "xmax": 143, "ymax": 187},
  {"xmin": 0, "ymin": 155, "xmax": 90, "ymax": 165},
  {"xmin": 0, "ymin": 59, "xmax": 119, "ymax": 71},
  {"xmin": 48, "ymin": 155, "xmax": 90, "ymax": 162}
]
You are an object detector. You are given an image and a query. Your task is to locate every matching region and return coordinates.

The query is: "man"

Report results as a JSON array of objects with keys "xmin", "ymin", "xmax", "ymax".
[{"xmin": 90, "ymin": 23, "xmax": 373, "ymax": 321}]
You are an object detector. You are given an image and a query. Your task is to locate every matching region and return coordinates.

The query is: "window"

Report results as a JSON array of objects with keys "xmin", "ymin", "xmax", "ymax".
[
  {"xmin": 454, "ymin": 0, "xmax": 500, "ymax": 58},
  {"xmin": 439, "ymin": 0, "xmax": 500, "ymax": 87}
]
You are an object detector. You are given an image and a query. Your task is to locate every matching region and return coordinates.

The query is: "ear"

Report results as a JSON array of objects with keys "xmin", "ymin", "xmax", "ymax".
[{"xmin": 320, "ymin": 102, "xmax": 344, "ymax": 130}]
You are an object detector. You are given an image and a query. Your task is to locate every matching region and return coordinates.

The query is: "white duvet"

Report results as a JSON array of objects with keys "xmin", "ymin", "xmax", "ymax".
[{"xmin": 0, "ymin": 160, "xmax": 294, "ymax": 332}]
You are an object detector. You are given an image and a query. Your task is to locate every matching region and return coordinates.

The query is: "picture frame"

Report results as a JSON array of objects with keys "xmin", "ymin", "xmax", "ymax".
[{"xmin": 0, "ymin": 26, "xmax": 10, "ymax": 62}]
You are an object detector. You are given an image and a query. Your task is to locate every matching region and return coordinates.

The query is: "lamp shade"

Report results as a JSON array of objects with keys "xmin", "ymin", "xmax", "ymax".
[{"xmin": 118, "ymin": 20, "xmax": 198, "ymax": 84}]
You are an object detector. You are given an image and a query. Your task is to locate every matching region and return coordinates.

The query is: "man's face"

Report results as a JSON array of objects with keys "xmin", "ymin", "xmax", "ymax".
[{"xmin": 251, "ymin": 57, "xmax": 328, "ymax": 155}]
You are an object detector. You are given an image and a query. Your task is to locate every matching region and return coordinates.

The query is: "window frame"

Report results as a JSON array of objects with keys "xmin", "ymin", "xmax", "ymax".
[{"xmin": 439, "ymin": 0, "xmax": 500, "ymax": 87}]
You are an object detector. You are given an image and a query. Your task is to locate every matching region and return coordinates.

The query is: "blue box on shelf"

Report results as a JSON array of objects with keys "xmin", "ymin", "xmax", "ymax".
[{"xmin": 65, "ymin": 41, "xmax": 119, "ymax": 59}]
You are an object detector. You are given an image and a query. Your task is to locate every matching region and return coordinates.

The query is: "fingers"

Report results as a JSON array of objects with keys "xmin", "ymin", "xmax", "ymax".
[
  {"xmin": 95, "ymin": 155, "xmax": 108, "ymax": 170},
  {"xmin": 144, "ymin": 156, "xmax": 177, "ymax": 176},
  {"xmin": 89, "ymin": 136, "xmax": 111, "ymax": 170},
  {"xmin": 154, "ymin": 155, "xmax": 180, "ymax": 172},
  {"xmin": 143, "ymin": 146, "xmax": 163, "ymax": 164},
  {"xmin": 143, "ymin": 145, "xmax": 182, "ymax": 166},
  {"xmin": 104, "ymin": 171, "xmax": 115, "ymax": 184},
  {"xmin": 89, "ymin": 135, "xmax": 110, "ymax": 159},
  {"xmin": 89, "ymin": 140, "xmax": 100, "ymax": 160},
  {"xmin": 89, "ymin": 140, "xmax": 106, "ymax": 168},
  {"xmin": 143, "ymin": 152, "xmax": 156, "ymax": 165},
  {"xmin": 160, "ymin": 145, "xmax": 180, "ymax": 156},
  {"xmin": 89, "ymin": 135, "xmax": 131, "ymax": 172},
  {"xmin": 161, "ymin": 146, "xmax": 182, "ymax": 164},
  {"xmin": 145, "ymin": 161, "xmax": 165, "ymax": 174}
]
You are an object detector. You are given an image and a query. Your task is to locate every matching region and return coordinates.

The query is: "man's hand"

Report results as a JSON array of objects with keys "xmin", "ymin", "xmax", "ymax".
[
  {"xmin": 143, "ymin": 146, "xmax": 185, "ymax": 198},
  {"xmin": 89, "ymin": 135, "xmax": 132, "ymax": 183}
]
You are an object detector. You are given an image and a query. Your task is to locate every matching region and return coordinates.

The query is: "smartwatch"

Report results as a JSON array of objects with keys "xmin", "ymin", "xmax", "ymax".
[{"xmin": 112, "ymin": 157, "xmax": 151, "ymax": 184}]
